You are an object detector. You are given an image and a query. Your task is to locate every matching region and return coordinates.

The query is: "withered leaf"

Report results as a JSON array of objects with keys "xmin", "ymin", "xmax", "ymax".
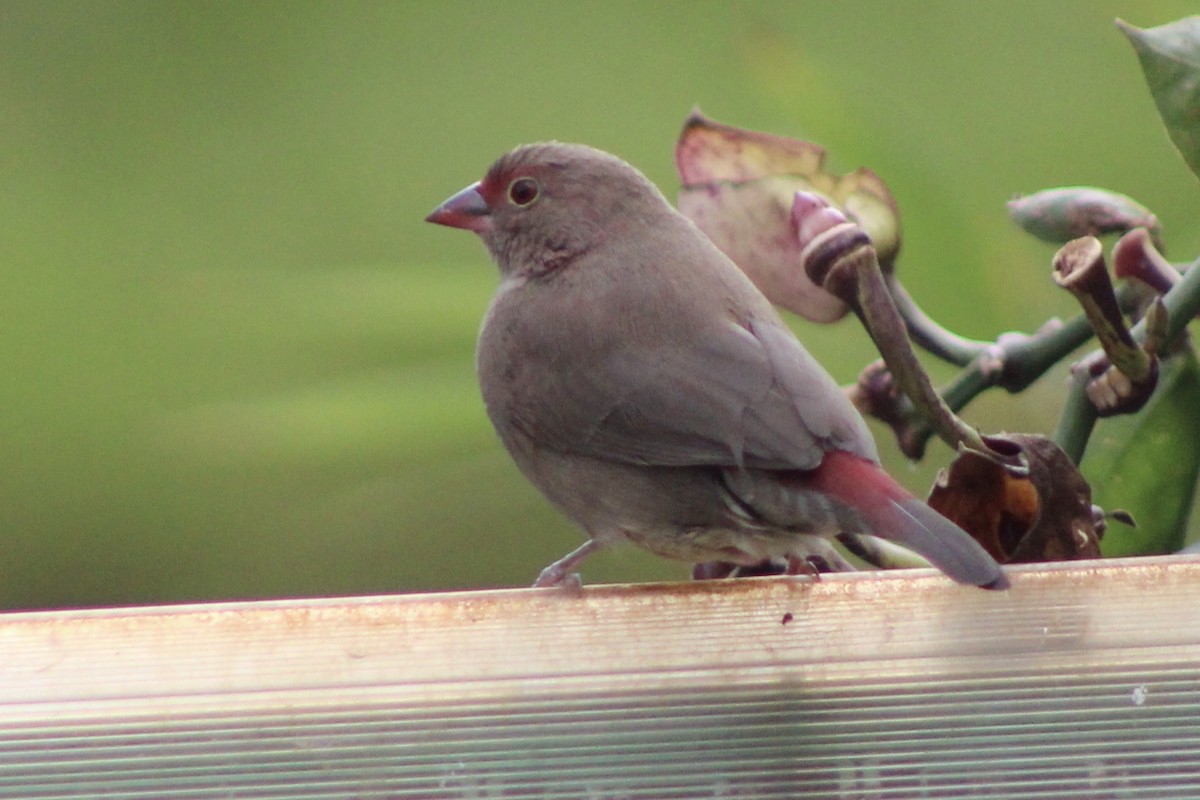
[{"xmin": 929, "ymin": 434, "xmax": 1101, "ymax": 563}]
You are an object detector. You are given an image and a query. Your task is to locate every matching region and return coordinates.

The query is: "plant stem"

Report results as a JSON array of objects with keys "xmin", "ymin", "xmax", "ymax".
[
  {"xmin": 1137, "ymin": 254, "xmax": 1200, "ymax": 342},
  {"xmin": 1052, "ymin": 254, "xmax": 1200, "ymax": 462},
  {"xmin": 891, "ymin": 282, "xmax": 1151, "ymax": 458},
  {"xmin": 998, "ymin": 313, "xmax": 1097, "ymax": 392},
  {"xmin": 849, "ymin": 248, "xmax": 989, "ymax": 453},
  {"xmin": 1052, "ymin": 376, "xmax": 1098, "ymax": 464},
  {"xmin": 793, "ymin": 193, "xmax": 991, "ymax": 455},
  {"xmin": 886, "ymin": 275, "xmax": 990, "ymax": 365},
  {"xmin": 1054, "ymin": 237, "xmax": 1153, "ymax": 383}
]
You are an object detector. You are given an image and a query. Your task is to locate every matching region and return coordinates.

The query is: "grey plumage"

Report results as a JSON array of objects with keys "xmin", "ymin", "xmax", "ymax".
[{"xmin": 427, "ymin": 142, "xmax": 1007, "ymax": 590}]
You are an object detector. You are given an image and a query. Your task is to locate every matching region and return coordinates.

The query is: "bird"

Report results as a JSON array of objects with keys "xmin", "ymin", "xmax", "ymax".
[{"xmin": 426, "ymin": 142, "xmax": 1007, "ymax": 591}]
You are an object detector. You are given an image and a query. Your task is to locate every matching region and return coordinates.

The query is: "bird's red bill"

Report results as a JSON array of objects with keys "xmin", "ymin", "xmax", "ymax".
[{"xmin": 426, "ymin": 182, "xmax": 492, "ymax": 234}]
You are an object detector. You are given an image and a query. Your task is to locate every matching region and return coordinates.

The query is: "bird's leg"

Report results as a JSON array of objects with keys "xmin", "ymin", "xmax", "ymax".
[
  {"xmin": 692, "ymin": 560, "xmax": 739, "ymax": 580},
  {"xmin": 785, "ymin": 554, "xmax": 823, "ymax": 580},
  {"xmin": 786, "ymin": 543, "xmax": 857, "ymax": 579},
  {"xmin": 532, "ymin": 539, "xmax": 603, "ymax": 589}
]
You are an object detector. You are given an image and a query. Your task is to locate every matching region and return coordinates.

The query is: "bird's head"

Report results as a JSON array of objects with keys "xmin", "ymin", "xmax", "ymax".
[{"xmin": 426, "ymin": 142, "xmax": 669, "ymax": 277}]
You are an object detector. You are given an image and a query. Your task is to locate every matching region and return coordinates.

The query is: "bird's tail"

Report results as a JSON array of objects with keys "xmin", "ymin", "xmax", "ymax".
[
  {"xmin": 812, "ymin": 451, "xmax": 1008, "ymax": 590},
  {"xmin": 866, "ymin": 496, "xmax": 1008, "ymax": 589}
]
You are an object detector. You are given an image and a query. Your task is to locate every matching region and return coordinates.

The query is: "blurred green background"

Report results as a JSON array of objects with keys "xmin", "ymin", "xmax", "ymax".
[{"xmin": 2, "ymin": 0, "xmax": 1197, "ymax": 609}]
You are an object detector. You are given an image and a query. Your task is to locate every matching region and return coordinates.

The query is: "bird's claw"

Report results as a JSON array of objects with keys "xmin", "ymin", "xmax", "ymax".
[
  {"xmin": 532, "ymin": 567, "xmax": 583, "ymax": 594},
  {"xmin": 786, "ymin": 554, "xmax": 825, "ymax": 581}
]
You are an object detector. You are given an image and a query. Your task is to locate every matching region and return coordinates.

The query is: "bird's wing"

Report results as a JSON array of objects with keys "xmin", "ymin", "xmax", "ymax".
[{"xmin": 523, "ymin": 307, "xmax": 875, "ymax": 471}]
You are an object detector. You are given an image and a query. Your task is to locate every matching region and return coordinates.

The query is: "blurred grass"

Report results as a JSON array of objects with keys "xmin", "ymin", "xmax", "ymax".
[{"xmin": 0, "ymin": 0, "xmax": 1197, "ymax": 608}]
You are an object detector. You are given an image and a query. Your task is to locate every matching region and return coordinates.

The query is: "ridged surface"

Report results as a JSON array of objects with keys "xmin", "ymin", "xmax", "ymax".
[{"xmin": 0, "ymin": 557, "xmax": 1197, "ymax": 798}]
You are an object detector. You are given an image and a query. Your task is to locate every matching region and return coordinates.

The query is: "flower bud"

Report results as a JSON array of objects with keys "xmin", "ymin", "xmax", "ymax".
[{"xmin": 675, "ymin": 111, "xmax": 900, "ymax": 323}]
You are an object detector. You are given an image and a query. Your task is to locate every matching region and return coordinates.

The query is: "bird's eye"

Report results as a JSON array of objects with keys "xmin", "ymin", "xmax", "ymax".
[{"xmin": 507, "ymin": 177, "xmax": 540, "ymax": 206}]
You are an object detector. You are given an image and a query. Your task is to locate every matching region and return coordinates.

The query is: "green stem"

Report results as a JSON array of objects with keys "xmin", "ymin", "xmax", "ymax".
[
  {"xmin": 1052, "ymin": 375, "xmax": 1099, "ymax": 464},
  {"xmin": 886, "ymin": 275, "xmax": 990, "ymax": 365},
  {"xmin": 1051, "ymin": 255, "xmax": 1200, "ymax": 463},
  {"xmin": 1133, "ymin": 255, "xmax": 1200, "ymax": 343},
  {"xmin": 999, "ymin": 312, "xmax": 1097, "ymax": 392},
  {"xmin": 941, "ymin": 364, "xmax": 993, "ymax": 412},
  {"xmin": 893, "ymin": 283, "xmax": 1149, "ymax": 458}
]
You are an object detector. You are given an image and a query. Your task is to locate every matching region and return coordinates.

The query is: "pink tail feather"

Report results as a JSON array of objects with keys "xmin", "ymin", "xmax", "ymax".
[{"xmin": 812, "ymin": 452, "xmax": 1007, "ymax": 589}]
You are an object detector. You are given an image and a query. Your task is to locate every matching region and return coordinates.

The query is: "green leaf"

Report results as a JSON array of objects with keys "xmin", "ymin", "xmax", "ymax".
[
  {"xmin": 1117, "ymin": 17, "xmax": 1200, "ymax": 182},
  {"xmin": 1083, "ymin": 347, "xmax": 1200, "ymax": 556}
]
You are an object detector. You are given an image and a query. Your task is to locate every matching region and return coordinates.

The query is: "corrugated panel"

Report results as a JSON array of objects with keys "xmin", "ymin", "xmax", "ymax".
[{"xmin": 0, "ymin": 556, "xmax": 1197, "ymax": 798}]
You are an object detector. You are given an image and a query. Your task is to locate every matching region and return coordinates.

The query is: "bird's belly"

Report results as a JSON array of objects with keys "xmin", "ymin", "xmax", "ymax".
[{"xmin": 495, "ymin": 434, "xmax": 806, "ymax": 562}]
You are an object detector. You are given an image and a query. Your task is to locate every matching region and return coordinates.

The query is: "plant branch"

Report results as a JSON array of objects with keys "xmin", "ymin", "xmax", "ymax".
[
  {"xmin": 885, "ymin": 274, "xmax": 990, "ymax": 365},
  {"xmin": 1052, "ymin": 252, "xmax": 1200, "ymax": 462},
  {"xmin": 1052, "ymin": 374, "xmax": 1099, "ymax": 464},
  {"xmin": 865, "ymin": 263, "xmax": 1173, "ymax": 458},
  {"xmin": 1139, "ymin": 252, "xmax": 1200, "ymax": 341},
  {"xmin": 794, "ymin": 193, "xmax": 990, "ymax": 454},
  {"xmin": 1053, "ymin": 237, "xmax": 1153, "ymax": 383}
]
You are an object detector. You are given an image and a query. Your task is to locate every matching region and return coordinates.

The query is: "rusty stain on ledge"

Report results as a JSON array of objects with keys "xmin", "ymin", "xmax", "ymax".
[
  {"xmin": 0, "ymin": 556, "xmax": 1198, "ymax": 799},
  {"xmin": 0, "ymin": 554, "xmax": 1195, "ymax": 708}
]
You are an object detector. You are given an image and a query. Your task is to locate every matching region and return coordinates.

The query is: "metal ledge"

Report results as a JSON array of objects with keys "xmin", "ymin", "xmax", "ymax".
[{"xmin": 1, "ymin": 556, "xmax": 1198, "ymax": 798}]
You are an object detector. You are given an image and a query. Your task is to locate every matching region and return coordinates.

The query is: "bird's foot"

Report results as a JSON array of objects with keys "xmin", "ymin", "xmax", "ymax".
[
  {"xmin": 532, "ymin": 567, "xmax": 583, "ymax": 593},
  {"xmin": 531, "ymin": 539, "xmax": 601, "ymax": 592},
  {"xmin": 786, "ymin": 554, "xmax": 826, "ymax": 581}
]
